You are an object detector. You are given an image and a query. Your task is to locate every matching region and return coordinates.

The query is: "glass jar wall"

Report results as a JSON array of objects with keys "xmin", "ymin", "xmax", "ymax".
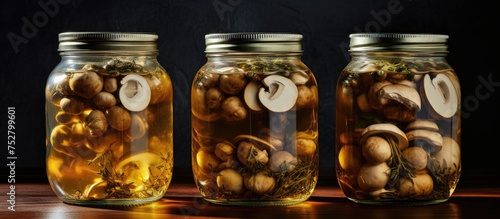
[
  {"xmin": 336, "ymin": 33, "xmax": 461, "ymax": 205},
  {"xmin": 191, "ymin": 33, "xmax": 319, "ymax": 206},
  {"xmin": 45, "ymin": 32, "xmax": 173, "ymax": 206}
]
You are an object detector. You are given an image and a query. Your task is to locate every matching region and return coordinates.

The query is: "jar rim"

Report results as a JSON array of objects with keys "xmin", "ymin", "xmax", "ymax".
[
  {"xmin": 204, "ymin": 32, "xmax": 303, "ymax": 54},
  {"xmin": 58, "ymin": 32, "xmax": 158, "ymax": 52},
  {"xmin": 349, "ymin": 33, "xmax": 449, "ymax": 53}
]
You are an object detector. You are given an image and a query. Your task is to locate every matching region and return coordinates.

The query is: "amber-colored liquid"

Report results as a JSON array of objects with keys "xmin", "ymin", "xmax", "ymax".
[
  {"xmin": 191, "ymin": 59, "xmax": 319, "ymax": 205},
  {"xmin": 335, "ymin": 58, "xmax": 461, "ymax": 204},
  {"xmin": 45, "ymin": 66, "xmax": 173, "ymax": 204}
]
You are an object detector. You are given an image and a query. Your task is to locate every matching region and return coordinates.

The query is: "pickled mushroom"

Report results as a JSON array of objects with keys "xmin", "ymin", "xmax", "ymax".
[
  {"xmin": 421, "ymin": 74, "xmax": 459, "ymax": 119},
  {"xmin": 119, "ymin": 74, "xmax": 151, "ymax": 112},
  {"xmin": 219, "ymin": 71, "xmax": 247, "ymax": 95},
  {"xmin": 115, "ymin": 152, "xmax": 167, "ymax": 190},
  {"xmin": 432, "ymin": 137, "xmax": 460, "ymax": 172},
  {"xmin": 294, "ymin": 85, "xmax": 314, "ymax": 110},
  {"xmin": 268, "ymin": 151, "xmax": 297, "ymax": 172},
  {"xmin": 378, "ymin": 84, "xmax": 421, "ymax": 111},
  {"xmin": 221, "ymin": 96, "xmax": 247, "ymax": 121},
  {"xmin": 405, "ymin": 129, "xmax": 443, "ymax": 154},
  {"xmin": 258, "ymin": 75, "xmax": 298, "ymax": 112},
  {"xmin": 69, "ymin": 70, "xmax": 103, "ymax": 99},
  {"xmin": 362, "ymin": 136, "xmax": 392, "ymax": 164},
  {"xmin": 244, "ymin": 80, "xmax": 265, "ymax": 112},
  {"xmin": 237, "ymin": 141, "xmax": 269, "ymax": 166},
  {"xmin": 360, "ymin": 123, "xmax": 408, "ymax": 151},
  {"xmin": 357, "ymin": 162, "xmax": 391, "ymax": 192},
  {"xmin": 244, "ymin": 171, "xmax": 276, "ymax": 194},
  {"xmin": 60, "ymin": 97, "xmax": 85, "ymax": 115},
  {"xmin": 217, "ymin": 168, "xmax": 244, "ymax": 194},
  {"xmin": 405, "ymin": 120, "xmax": 439, "ymax": 132}
]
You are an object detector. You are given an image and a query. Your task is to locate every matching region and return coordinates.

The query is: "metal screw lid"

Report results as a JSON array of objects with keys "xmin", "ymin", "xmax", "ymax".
[
  {"xmin": 349, "ymin": 33, "xmax": 449, "ymax": 53},
  {"xmin": 58, "ymin": 32, "xmax": 158, "ymax": 52},
  {"xmin": 205, "ymin": 33, "xmax": 303, "ymax": 54}
]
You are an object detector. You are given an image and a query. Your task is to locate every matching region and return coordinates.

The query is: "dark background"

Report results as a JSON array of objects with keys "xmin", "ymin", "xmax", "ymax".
[{"xmin": 1, "ymin": 0, "xmax": 498, "ymax": 186}]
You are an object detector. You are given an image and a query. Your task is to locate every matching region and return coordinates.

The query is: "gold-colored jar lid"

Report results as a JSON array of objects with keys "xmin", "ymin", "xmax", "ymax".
[
  {"xmin": 349, "ymin": 33, "xmax": 449, "ymax": 53},
  {"xmin": 58, "ymin": 32, "xmax": 158, "ymax": 52},
  {"xmin": 205, "ymin": 33, "xmax": 303, "ymax": 54}
]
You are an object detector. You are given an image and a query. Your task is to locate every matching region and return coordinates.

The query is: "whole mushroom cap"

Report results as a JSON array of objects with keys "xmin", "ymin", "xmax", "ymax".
[
  {"xmin": 69, "ymin": 71, "xmax": 103, "ymax": 99},
  {"xmin": 360, "ymin": 123, "xmax": 409, "ymax": 151},
  {"xmin": 217, "ymin": 168, "xmax": 244, "ymax": 194}
]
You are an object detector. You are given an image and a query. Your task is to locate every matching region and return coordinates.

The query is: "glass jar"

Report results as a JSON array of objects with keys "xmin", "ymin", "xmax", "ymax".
[
  {"xmin": 336, "ymin": 33, "xmax": 461, "ymax": 205},
  {"xmin": 191, "ymin": 33, "xmax": 319, "ymax": 206},
  {"xmin": 45, "ymin": 32, "xmax": 174, "ymax": 206}
]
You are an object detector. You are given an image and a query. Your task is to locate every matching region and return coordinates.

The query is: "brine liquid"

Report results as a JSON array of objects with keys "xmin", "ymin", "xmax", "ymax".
[
  {"xmin": 336, "ymin": 57, "xmax": 461, "ymax": 204},
  {"xmin": 191, "ymin": 58, "xmax": 319, "ymax": 205},
  {"xmin": 45, "ymin": 61, "xmax": 173, "ymax": 205}
]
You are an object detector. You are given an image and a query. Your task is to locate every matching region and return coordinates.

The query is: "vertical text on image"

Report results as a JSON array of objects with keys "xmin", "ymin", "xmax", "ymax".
[{"xmin": 7, "ymin": 107, "xmax": 16, "ymax": 211}]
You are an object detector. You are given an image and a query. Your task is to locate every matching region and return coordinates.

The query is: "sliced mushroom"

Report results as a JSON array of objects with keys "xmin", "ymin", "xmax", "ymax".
[
  {"xmin": 244, "ymin": 80, "xmax": 264, "ymax": 112},
  {"xmin": 359, "ymin": 123, "xmax": 408, "ymax": 151},
  {"xmin": 119, "ymin": 75, "xmax": 151, "ymax": 112},
  {"xmin": 421, "ymin": 74, "xmax": 459, "ymax": 119},
  {"xmin": 378, "ymin": 84, "xmax": 421, "ymax": 111},
  {"xmin": 258, "ymin": 75, "xmax": 298, "ymax": 112},
  {"xmin": 405, "ymin": 129, "xmax": 443, "ymax": 154}
]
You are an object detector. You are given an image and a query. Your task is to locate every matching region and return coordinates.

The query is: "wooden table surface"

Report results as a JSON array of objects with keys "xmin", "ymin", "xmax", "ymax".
[{"xmin": 2, "ymin": 182, "xmax": 500, "ymax": 219}]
